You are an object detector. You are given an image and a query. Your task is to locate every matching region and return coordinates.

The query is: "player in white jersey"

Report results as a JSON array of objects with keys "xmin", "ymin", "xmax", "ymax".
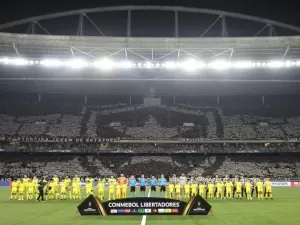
[
  {"xmin": 169, "ymin": 174, "xmax": 178, "ymax": 184},
  {"xmin": 179, "ymin": 173, "xmax": 187, "ymax": 198}
]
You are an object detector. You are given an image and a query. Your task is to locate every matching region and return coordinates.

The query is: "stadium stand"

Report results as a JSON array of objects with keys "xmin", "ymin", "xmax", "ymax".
[
  {"xmin": 0, "ymin": 153, "xmax": 299, "ymax": 180},
  {"xmin": 1, "ymin": 93, "xmax": 300, "ymax": 140}
]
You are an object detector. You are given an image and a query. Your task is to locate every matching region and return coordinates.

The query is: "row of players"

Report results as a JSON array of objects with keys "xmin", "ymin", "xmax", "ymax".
[{"xmin": 9, "ymin": 174, "xmax": 273, "ymax": 201}]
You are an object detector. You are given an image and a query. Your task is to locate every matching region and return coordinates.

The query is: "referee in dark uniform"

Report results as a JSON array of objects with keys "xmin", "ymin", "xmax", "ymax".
[{"xmin": 37, "ymin": 179, "xmax": 46, "ymax": 202}]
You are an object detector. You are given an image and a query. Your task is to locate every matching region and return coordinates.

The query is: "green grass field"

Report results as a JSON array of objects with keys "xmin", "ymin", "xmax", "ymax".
[{"xmin": 1, "ymin": 187, "xmax": 300, "ymax": 225}]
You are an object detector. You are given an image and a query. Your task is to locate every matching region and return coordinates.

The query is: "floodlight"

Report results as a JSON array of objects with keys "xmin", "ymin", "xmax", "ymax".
[
  {"xmin": 210, "ymin": 60, "xmax": 230, "ymax": 70},
  {"xmin": 165, "ymin": 61, "xmax": 177, "ymax": 69},
  {"xmin": 40, "ymin": 59, "xmax": 63, "ymax": 67},
  {"xmin": 94, "ymin": 58, "xmax": 114, "ymax": 70},
  {"xmin": 180, "ymin": 59, "xmax": 200, "ymax": 71},
  {"xmin": 3, "ymin": 58, "xmax": 10, "ymax": 64},
  {"xmin": 66, "ymin": 59, "xmax": 88, "ymax": 69},
  {"xmin": 144, "ymin": 62, "xmax": 152, "ymax": 68},
  {"xmin": 233, "ymin": 61, "xmax": 252, "ymax": 69},
  {"xmin": 117, "ymin": 61, "xmax": 133, "ymax": 69},
  {"xmin": 267, "ymin": 61, "xmax": 284, "ymax": 68},
  {"xmin": 13, "ymin": 58, "xmax": 29, "ymax": 66},
  {"xmin": 285, "ymin": 61, "xmax": 292, "ymax": 67}
]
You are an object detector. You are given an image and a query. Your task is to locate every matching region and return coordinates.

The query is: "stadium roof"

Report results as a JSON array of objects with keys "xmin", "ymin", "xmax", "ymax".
[
  {"xmin": 1, "ymin": 6, "xmax": 300, "ymax": 61},
  {"xmin": 1, "ymin": 32, "xmax": 300, "ymax": 61}
]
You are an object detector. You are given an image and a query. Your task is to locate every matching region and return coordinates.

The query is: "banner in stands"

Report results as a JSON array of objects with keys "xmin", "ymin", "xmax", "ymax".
[
  {"xmin": 1, "ymin": 136, "xmax": 120, "ymax": 143},
  {"xmin": 290, "ymin": 182, "xmax": 300, "ymax": 187},
  {"xmin": 271, "ymin": 182, "xmax": 291, "ymax": 187},
  {"xmin": 77, "ymin": 195, "xmax": 212, "ymax": 216}
]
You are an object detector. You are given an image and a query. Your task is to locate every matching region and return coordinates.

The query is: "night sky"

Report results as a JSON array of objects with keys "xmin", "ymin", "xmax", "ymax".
[{"xmin": 0, "ymin": 0, "xmax": 298, "ymax": 37}]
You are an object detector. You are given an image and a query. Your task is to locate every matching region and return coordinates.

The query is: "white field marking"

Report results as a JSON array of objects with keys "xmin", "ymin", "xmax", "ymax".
[{"xmin": 140, "ymin": 189, "xmax": 151, "ymax": 225}]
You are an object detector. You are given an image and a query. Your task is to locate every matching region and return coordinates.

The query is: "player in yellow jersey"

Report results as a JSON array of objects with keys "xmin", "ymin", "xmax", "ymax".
[
  {"xmin": 32, "ymin": 176, "xmax": 39, "ymax": 200},
  {"xmin": 73, "ymin": 175, "xmax": 81, "ymax": 199},
  {"xmin": 245, "ymin": 180, "xmax": 253, "ymax": 200},
  {"xmin": 18, "ymin": 180, "xmax": 25, "ymax": 200},
  {"xmin": 63, "ymin": 176, "xmax": 71, "ymax": 199},
  {"xmin": 108, "ymin": 181, "xmax": 115, "ymax": 200},
  {"xmin": 207, "ymin": 182, "xmax": 215, "ymax": 199},
  {"xmin": 23, "ymin": 175, "xmax": 29, "ymax": 200},
  {"xmin": 216, "ymin": 181, "xmax": 224, "ymax": 200},
  {"xmin": 235, "ymin": 179, "xmax": 243, "ymax": 200},
  {"xmin": 225, "ymin": 180, "xmax": 233, "ymax": 199},
  {"xmin": 72, "ymin": 180, "xmax": 79, "ymax": 200},
  {"xmin": 256, "ymin": 179, "xmax": 264, "ymax": 200},
  {"xmin": 85, "ymin": 180, "xmax": 93, "ymax": 197},
  {"xmin": 108, "ymin": 176, "xmax": 117, "ymax": 185},
  {"xmin": 116, "ymin": 183, "xmax": 122, "ymax": 199},
  {"xmin": 175, "ymin": 183, "xmax": 181, "ymax": 199},
  {"xmin": 264, "ymin": 178, "xmax": 273, "ymax": 200},
  {"xmin": 27, "ymin": 179, "xmax": 34, "ymax": 200},
  {"xmin": 60, "ymin": 181, "xmax": 67, "ymax": 200},
  {"xmin": 184, "ymin": 183, "xmax": 191, "ymax": 199},
  {"xmin": 168, "ymin": 182, "xmax": 175, "ymax": 199},
  {"xmin": 10, "ymin": 179, "xmax": 18, "ymax": 200},
  {"xmin": 191, "ymin": 182, "xmax": 198, "ymax": 197},
  {"xmin": 198, "ymin": 182, "xmax": 206, "ymax": 198},
  {"xmin": 52, "ymin": 175, "xmax": 59, "ymax": 200},
  {"xmin": 47, "ymin": 180, "xmax": 55, "ymax": 200},
  {"xmin": 96, "ymin": 178, "xmax": 105, "ymax": 200}
]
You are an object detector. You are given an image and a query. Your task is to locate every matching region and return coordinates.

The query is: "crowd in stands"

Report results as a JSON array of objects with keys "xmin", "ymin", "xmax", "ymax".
[
  {"xmin": 0, "ymin": 153, "xmax": 299, "ymax": 180},
  {"xmin": 1, "ymin": 93, "xmax": 300, "ymax": 142}
]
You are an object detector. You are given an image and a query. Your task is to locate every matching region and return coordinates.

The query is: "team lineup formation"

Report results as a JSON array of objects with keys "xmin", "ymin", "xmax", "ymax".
[{"xmin": 9, "ymin": 173, "xmax": 273, "ymax": 202}]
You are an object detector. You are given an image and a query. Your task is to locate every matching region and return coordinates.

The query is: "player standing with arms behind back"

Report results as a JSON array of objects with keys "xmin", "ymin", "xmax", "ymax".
[
  {"xmin": 129, "ymin": 176, "xmax": 137, "ymax": 198},
  {"xmin": 179, "ymin": 173, "xmax": 187, "ymax": 199},
  {"xmin": 256, "ymin": 179, "xmax": 264, "ymax": 200},
  {"xmin": 138, "ymin": 175, "xmax": 147, "ymax": 197},
  {"xmin": 264, "ymin": 178, "xmax": 273, "ymax": 200},
  {"xmin": 150, "ymin": 176, "xmax": 157, "ymax": 197},
  {"xmin": 245, "ymin": 180, "xmax": 253, "ymax": 200},
  {"xmin": 159, "ymin": 174, "xmax": 167, "ymax": 197}
]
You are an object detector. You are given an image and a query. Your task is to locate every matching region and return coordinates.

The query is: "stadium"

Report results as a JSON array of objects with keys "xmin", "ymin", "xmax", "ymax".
[{"xmin": 0, "ymin": 5, "xmax": 300, "ymax": 225}]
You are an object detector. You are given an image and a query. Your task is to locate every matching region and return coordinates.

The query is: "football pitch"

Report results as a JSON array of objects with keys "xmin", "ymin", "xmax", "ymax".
[{"xmin": 1, "ymin": 187, "xmax": 300, "ymax": 225}]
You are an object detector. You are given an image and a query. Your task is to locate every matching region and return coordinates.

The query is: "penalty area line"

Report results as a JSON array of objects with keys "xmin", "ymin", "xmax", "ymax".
[{"xmin": 140, "ymin": 189, "xmax": 151, "ymax": 225}]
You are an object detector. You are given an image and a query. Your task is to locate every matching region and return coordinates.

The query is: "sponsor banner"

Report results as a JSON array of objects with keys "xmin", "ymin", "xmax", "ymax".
[
  {"xmin": 78, "ymin": 195, "xmax": 212, "ymax": 216},
  {"xmin": 0, "ymin": 182, "xmax": 10, "ymax": 187},
  {"xmin": 77, "ymin": 195, "xmax": 104, "ymax": 216},
  {"xmin": 271, "ymin": 182, "xmax": 291, "ymax": 187},
  {"xmin": 290, "ymin": 181, "xmax": 300, "ymax": 187}
]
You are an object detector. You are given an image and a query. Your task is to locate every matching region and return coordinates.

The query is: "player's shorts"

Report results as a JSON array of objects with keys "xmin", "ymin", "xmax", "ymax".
[
  {"xmin": 28, "ymin": 189, "xmax": 34, "ymax": 194},
  {"xmin": 140, "ymin": 186, "xmax": 146, "ymax": 192},
  {"xmin": 11, "ymin": 188, "xmax": 17, "ymax": 194},
  {"xmin": 19, "ymin": 190, "xmax": 24, "ymax": 194},
  {"xmin": 151, "ymin": 186, "xmax": 156, "ymax": 192},
  {"xmin": 160, "ymin": 186, "xmax": 166, "ymax": 192},
  {"xmin": 199, "ymin": 192, "xmax": 204, "ymax": 196},
  {"xmin": 98, "ymin": 189, "xmax": 104, "ymax": 194},
  {"xmin": 109, "ymin": 191, "xmax": 115, "ymax": 195},
  {"xmin": 130, "ymin": 186, "xmax": 136, "ymax": 192},
  {"xmin": 72, "ymin": 190, "xmax": 79, "ymax": 194},
  {"xmin": 257, "ymin": 189, "xmax": 263, "ymax": 193},
  {"xmin": 236, "ymin": 189, "xmax": 242, "ymax": 193}
]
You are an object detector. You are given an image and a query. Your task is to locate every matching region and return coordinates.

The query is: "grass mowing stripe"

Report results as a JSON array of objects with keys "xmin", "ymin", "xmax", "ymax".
[{"xmin": 141, "ymin": 189, "xmax": 151, "ymax": 225}]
